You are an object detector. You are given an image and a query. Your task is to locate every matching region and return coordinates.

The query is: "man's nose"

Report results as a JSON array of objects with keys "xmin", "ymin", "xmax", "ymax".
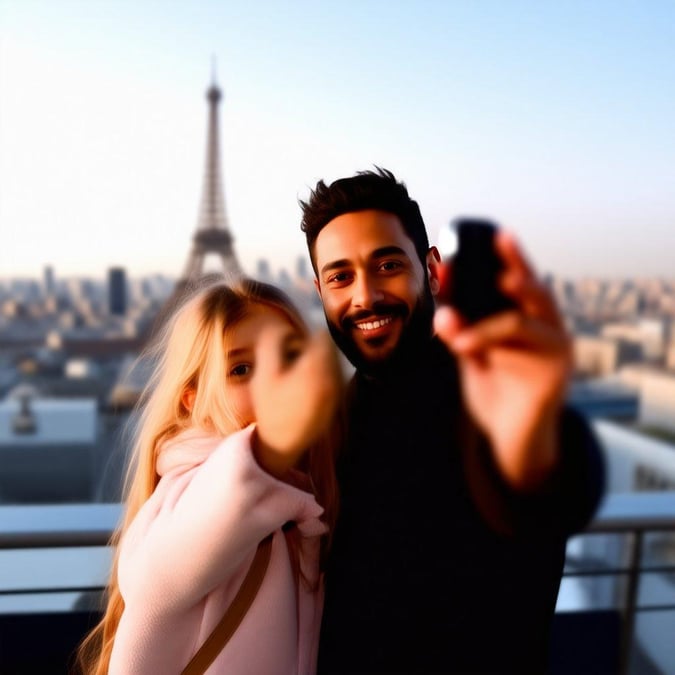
[{"xmin": 352, "ymin": 274, "xmax": 384, "ymax": 309}]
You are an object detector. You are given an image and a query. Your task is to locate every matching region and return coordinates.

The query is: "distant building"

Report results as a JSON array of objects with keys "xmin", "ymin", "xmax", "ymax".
[
  {"xmin": 667, "ymin": 341, "xmax": 675, "ymax": 370},
  {"xmin": 108, "ymin": 267, "xmax": 127, "ymax": 316},
  {"xmin": 277, "ymin": 269, "xmax": 292, "ymax": 289},
  {"xmin": 64, "ymin": 358, "xmax": 100, "ymax": 380},
  {"xmin": 617, "ymin": 365, "xmax": 675, "ymax": 434},
  {"xmin": 256, "ymin": 259, "xmax": 271, "ymax": 282},
  {"xmin": 43, "ymin": 265, "xmax": 55, "ymax": 297},
  {"xmin": 296, "ymin": 256, "xmax": 309, "ymax": 280},
  {"xmin": 602, "ymin": 318, "xmax": 668, "ymax": 361},
  {"xmin": 573, "ymin": 334, "xmax": 642, "ymax": 377}
]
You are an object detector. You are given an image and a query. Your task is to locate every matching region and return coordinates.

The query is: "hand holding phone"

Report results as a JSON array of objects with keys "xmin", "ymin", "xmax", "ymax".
[{"xmin": 437, "ymin": 218, "xmax": 517, "ymax": 323}]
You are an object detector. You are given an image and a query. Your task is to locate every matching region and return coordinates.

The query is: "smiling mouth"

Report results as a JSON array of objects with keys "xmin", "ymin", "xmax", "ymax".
[{"xmin": 354, "ymin": 316, "xmax": 394, "ymax": 332}]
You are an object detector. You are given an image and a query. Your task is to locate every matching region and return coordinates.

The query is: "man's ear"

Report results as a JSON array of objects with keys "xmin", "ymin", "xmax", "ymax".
[
  {"xmin": 313, "ymin": 277, "xmax": 322, "ymax": 298},
  {"xmin": 426, "ymin": 246, "xmax": 441, "ymax": 296}
]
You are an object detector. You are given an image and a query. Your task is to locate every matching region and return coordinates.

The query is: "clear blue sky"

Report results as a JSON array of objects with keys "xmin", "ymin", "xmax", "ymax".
[{"xmin": 1, "ymin": 0, "xmax": 674, "ymax": 279}]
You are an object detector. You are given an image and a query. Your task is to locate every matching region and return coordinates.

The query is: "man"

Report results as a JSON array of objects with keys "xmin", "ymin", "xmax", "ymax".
[{"xmin": 300, "ymin": 168, "xmax": 604, "ymax": 674}]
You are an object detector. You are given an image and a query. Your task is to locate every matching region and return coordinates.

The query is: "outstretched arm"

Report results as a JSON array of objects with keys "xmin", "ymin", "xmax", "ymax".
[{"xmin": 434, "ymin": 230, "xmax": 573, "ymax": 492}]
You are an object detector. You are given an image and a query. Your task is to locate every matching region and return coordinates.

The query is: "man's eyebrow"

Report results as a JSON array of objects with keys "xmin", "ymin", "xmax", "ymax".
[
  {"xmin": 370, "ymin": 246, "xmax": 409, "ymax": 260},
  {"xmin": 320, "ymin": 259, "xmax": 351, "ymax": 276},
  {"xmin": 320, "ymin": 246, "xmax": 410, "ymax": 276}
]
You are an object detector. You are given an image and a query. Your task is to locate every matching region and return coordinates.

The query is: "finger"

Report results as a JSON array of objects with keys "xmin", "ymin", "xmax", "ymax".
[
  {"xmin": 495, "ymin": 230, "xmax": 564, "ymax": 327},
  {"xmin": 283, "ymin": 331, "xmax": 341, "ymax": 429},
  {"xmin": 433, "ymin": 305, "xmax": 465, "ymax": 348},
  {"xmin": 252, "ymin": 322, "xmax": 295, "ymax": 382},
  {"xmin": 500, "ymin": 272, "xmax": 564, "ymax": 328},
  {"xmin": 450, "ymin": 311, "xmax": 568, "ymax": 355},
  {"xmin": 495, "ymin": 230, "xmax": 538, "ymax": 281}
]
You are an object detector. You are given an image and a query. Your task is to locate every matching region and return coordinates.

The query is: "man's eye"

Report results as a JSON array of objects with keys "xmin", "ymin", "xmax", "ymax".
[
  {"xmin": 229, "ymin": 363, "xmax": 252, "ymax": 378},
  {"xmin": 379, "ymin": 261, "xmax": 402, "ymax": 272},
  {"xmin": 327, "ymin": 272, "xmax": 351, "ymax": 284}
]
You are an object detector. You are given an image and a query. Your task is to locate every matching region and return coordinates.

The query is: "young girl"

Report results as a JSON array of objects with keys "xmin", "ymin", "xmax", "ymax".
[{"xmin": 76, "ymin": 279, "xmax": 341, "ymax": 675}]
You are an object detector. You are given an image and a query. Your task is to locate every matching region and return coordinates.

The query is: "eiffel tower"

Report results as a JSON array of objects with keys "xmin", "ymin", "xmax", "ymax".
[
  {"xmin": 147, "ymin": 73, "xmax": 244, "ymax": 338},
  {"xmin": 181, "ymin": 75, "xmax": 242, "ymax": 282}
]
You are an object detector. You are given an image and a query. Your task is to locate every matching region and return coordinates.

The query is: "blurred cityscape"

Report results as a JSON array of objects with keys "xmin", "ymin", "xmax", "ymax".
[
  {"xmin": 0, "ymin": 260, "xmax": 320, "ymax": 503},
  {"xmin": 2, "ymin": 71, "xmax": 674, "ymax": 507},
  {"xmin": 2, "ymin": 264, "xmax": 675, "ymax": 504},
  {"xmin": 558, "ymin": 275, "xmax": 675, "ymax": 450}
]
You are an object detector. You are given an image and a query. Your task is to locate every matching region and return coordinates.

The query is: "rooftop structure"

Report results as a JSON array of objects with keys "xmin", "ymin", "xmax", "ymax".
[{"xmin": 0, "ymin": 394, "xmax": 97, "ymax": 503}]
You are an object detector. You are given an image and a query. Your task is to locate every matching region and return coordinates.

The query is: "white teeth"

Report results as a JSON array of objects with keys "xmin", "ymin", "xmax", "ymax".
[{"xmin": 356, "ymin": 317, "xmax": 393, "ymax": 331}]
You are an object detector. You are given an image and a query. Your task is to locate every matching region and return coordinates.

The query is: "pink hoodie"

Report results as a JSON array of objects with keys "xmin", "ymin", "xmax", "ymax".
[{"xmin": 108, "ymin": 425, "xmax": 327, "ymax": 675}]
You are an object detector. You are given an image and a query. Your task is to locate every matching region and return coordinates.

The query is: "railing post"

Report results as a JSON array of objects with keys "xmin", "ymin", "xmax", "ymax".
[{"xmin": 619, "ymin": 529, "xmax": 642, "ymax": 675}]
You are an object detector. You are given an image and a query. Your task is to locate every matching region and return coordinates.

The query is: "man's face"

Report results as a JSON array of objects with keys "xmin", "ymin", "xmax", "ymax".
[{"xmin": 313, "ymin": 209, "xmax": 437, "ymax": 369}]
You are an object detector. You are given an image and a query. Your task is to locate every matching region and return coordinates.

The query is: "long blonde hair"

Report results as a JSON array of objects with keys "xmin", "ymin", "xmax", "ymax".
[{"xmin": 75, "ymin": 278, "xmax": 340, "ymax": 675}]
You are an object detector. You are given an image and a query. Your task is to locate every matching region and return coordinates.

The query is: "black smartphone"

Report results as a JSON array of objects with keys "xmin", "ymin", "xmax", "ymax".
[{"xmin": 438, "ymin": 218, "xmax": 517, "ymax": 323}]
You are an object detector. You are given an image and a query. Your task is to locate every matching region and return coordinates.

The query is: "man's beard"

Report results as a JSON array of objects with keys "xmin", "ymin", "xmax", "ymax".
[{"xmin": 324, "ymin": 283, "xmax": 436, "ymax": 379}]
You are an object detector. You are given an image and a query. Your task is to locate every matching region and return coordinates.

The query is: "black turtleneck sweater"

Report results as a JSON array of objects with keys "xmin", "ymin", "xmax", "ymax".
[{"xmin": 318, "ymin": 337, "xmax": 604, "ymax": 674}]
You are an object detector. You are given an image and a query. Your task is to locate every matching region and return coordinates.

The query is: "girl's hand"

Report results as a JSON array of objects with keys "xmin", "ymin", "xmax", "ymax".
[{"xmin": 251, "ymin": 324, "xmax": 342, "ymax": 479}]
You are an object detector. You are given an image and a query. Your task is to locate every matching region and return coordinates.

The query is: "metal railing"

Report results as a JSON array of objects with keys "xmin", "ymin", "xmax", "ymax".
[
  {"xmin": 562, "ymin": 492, "xmax": 675, "ymax": 675},
  {"xmin": 1, "ymin": 495, "xmax": 674, "ymax": 674},
  {"xmin": 0, "ymin": 503, "xmax": 120, "ymax": 613},
  {"xmin": 0, "ymin": 503, "xmax": 121, "ymax": 550}
]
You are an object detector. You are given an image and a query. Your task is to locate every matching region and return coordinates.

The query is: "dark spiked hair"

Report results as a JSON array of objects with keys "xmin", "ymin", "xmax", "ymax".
[{"xmin": 300, "ymin": 167, "xmax": 430, "ymax": 274}]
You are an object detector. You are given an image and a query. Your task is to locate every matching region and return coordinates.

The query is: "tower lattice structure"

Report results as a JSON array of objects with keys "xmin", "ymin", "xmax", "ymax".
[
  {"xmin": 181, "ymin": 78, "xmax": 242, "ymax": 282},
  {"xmin": 146, "ymin": 76, "xmax": 243, "ymax": 341}
]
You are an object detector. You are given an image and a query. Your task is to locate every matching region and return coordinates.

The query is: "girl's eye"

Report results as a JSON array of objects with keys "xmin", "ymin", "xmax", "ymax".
[{"xmin": 229, "ymin": 363, "xmax": 252, "ymax": 378}]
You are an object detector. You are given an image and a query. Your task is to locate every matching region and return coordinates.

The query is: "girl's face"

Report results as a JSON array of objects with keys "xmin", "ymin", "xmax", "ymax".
[{"xmin": 225, "ymin": 306, "xmax": 301, "ymax": 428}]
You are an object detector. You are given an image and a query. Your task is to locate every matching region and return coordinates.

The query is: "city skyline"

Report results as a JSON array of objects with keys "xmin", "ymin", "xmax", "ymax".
[{"xmin": 1, "ymin": 1, "xmax": 674, "ymax": 279}]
